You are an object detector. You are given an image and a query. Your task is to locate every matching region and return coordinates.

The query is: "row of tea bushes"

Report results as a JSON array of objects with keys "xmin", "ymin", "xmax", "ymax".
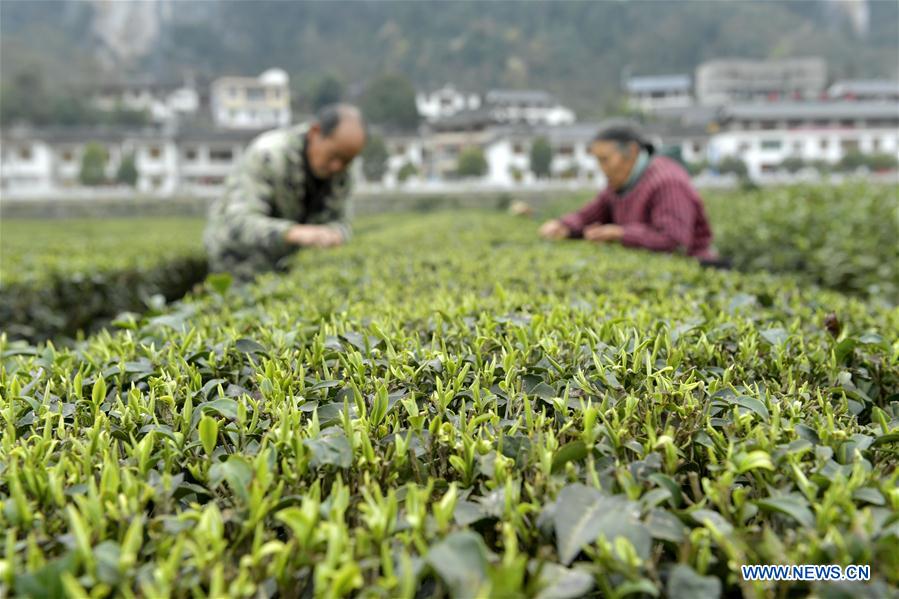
[
  {"xmin": 704, "ymin": 183, "xmax": 897, "ymax": 300},
  {"xmin": 2, "ymin": 212, "xmax": 897, "ymax": 597},
  {"xmin": 1, "ymin": 219, "xmax": 208, "ymax": 342}
]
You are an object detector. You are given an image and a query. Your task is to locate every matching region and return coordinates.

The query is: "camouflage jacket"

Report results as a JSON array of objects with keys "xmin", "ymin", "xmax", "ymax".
[{"xmin": 204, "ymin": 123, "xmax": 353, "ymax": 279}]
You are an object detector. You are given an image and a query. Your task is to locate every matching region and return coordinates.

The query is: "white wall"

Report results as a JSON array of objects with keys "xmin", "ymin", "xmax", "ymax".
[{"xmin": 709, "ymin": 128, "xmax": 899, "ymax": 178}]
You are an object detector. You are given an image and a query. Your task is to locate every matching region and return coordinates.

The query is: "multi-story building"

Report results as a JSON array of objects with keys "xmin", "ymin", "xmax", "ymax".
[
  {"xmin": 3, "ymin": 101, "xmax": 897, "ymax": 195},
  {"xmin": 695, "ymin": 58, "xmax": 827, "ymax": 105},
  {"xmin": 92, "ymin": 76, "xmax": 201, "ymax": 124},
  {"xmin": 625, "ymin": 75, "xmax": 693, "ymax": 113},
  {"xmin": 415, "ymin": 85, "xmax": 482, "ymax": 122},
  {"xmin": 482, "ymin": 123, "xmax": 604, "ymax": 186},
  {"xmin": 0, "ymin": 125, "xmax": 179, "ymax": 195},
  {"xmin": 210, "ymin": 69, "xmax": 291, "ymax": 130},
  {"xmin": 483, "ymin": 90, "xmax": 576, "ymax": 126},
  {"xmin": 175, "ymin": 127, "xmax": 260, "ymax": 193},
  {"xmin": 709, "ymin": 101, "xmax": 899, "ymax": 178},
  {"xmin": 0, "ymin": 125, "xmax": 264, "ymax": 197}
]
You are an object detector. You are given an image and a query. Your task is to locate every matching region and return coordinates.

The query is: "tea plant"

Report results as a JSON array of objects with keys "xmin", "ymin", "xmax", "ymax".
[
  {"xmin": 1, "ymin": 210, "xmax": 897, "ymax": 598},
  {"xmin": 0, "ymin": 218, "xmax": 207, "ymax": 342}
]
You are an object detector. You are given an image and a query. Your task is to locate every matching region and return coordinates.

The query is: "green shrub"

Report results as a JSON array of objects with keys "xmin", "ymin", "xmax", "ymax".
[
  {"xmin": 456, "ymin": 146, "xmax": 488, "ymax": 178},
  {"xmin": 1, "ymin": 209, "xmax": 897, "ymax": 597}
]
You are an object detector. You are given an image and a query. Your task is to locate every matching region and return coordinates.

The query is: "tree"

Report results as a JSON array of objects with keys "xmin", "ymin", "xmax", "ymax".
[
  {"xmin": 79, "ymin": 142, "xmax": 108, "ymax": 186},
  {"xmin": 810, "ymin": 159, "xmax": 832, "ymax": 175},
  {"xmin": 530, "ymin": 137, "xmax": 552, "ymax": 179},
  {"xmin": 865, "ymin": 153, "xmax": 898, "ymax": 171},
  {"xmin": 456, "ymin": 147, "xmax": 488, "ymax": 178},
  {"xmin": 397, "ymin": 162, "xmax": 418, "ymax": 183},
  {"xmin": 717, "ymin": 156, "xmax": 748, "ymax": 178},
  {"xmin": 312, "ymin": 73, "xmax": 344, "ymax": 111},
  {"xmin": 116, "ymin": 153, "xmax": 139, "ymax": 187},
  {"xmin": 837, "ymin": 151, "xmax": 898, "ymax": 173},
  {"xmin": 836, "ymin": 151, "xmax": 866, "ymax": 173},
  {"xmin": 361, "ymin": 73, "xmax": 419, "ymax": 131},
  {"xmin": 780, "ymin": 157, "xmax": 806, "ymax": 173},
  {"xmin": 685, "ymin": 160, "xmax": 708, "ymax": 177},
  {"xmin": 361, "ymin": 135, "xmax": 388, "ymax": 182}
]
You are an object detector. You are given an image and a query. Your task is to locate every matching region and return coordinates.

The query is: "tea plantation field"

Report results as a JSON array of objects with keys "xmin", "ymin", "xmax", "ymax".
[{"xmin": 1, "ymin": 186, "xmax": 898, "ymax": 598}]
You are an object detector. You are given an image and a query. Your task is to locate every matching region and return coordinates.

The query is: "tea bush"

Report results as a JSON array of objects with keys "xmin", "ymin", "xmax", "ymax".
[
  {"xmin": 0, "ymin": 219, "xmax": 207, "ymax": 342},
  {"xmin": 546, "ymin": 183, "xmax": 898, "ymax": 300},
  {"xmin": 705, "ymin": 184, "xmax": 898, "ymax": 300},
  {"xmin": 1, "ymin": 211, "xmax": 897, "ymax": 598}
]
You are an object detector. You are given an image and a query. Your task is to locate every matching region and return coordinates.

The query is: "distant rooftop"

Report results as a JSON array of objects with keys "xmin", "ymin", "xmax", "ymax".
[
  {"xmin": 828, "ymin": 80, "xmax": 899, "ymax": 97},
  {"xmin": 485, "ymin": 89, "xmax": 556, "ymax": 105},
  {"xmin": 720, "ymin": 101, "xmax": 899, "ymax": 121},
  {"xmin": 626, "ymin": 75, "xmax": 691, "ymax": 94}
]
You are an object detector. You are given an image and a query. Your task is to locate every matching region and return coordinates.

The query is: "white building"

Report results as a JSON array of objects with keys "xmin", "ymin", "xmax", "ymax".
[
  {"xmin": 415, "ymin": 85, "xmax": 481, "ymax": 122},
  {"xmin": 4, "ymin": 100, "xmax": 897, "ymax": 195},
  {"xmin": 827, "ymin": 80, "xmax": 899, "ymax": 102},
  {"xmin": 696, "ymin": 58, "xmax": 827, "ymax": 105},
  {"xmin": 210, "ymin": 69, "xmax": 291, "ymax": 130},
  {"xmin": 93, "ymin": 77, "xmax": 200, "ymax": 124},
  {"xmin": 484, "ymin": 90, "xmax": 576, "ymax": 126},
  {"xmin": 0, "ymin": 125, "xmax": 262, "ymax": 197},
  {"xmin": 175, "ymin": 128, "xmax": 258, "ymax": 194},
  {"xmin": 625, "ymin": 75, "xmax": 693, "ymax": 113},
  {"xmin": 482, "ymin": 124, "xmax": 604, "ymax": 186},
  {"xmin": 382, "ymin": 134, "xmax": 426, "ymax": 186},
  {"xmin": 0, "ymin": 126, "xmax": 180, "ymax": 195},
  {"xmin": 709, "ymin": 101, "xmax": 899, "ymax": 178}
]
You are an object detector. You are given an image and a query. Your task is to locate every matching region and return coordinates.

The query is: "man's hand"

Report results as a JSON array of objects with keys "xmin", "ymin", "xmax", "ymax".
[
  {"xmin": 284, "ymin": 224, "xmax": 345, "ymax": 248},
  {"xmin": 583, "ymin": 224, "xmax": 624, "ymax": 243},
  {"xmin": 538, "ymin": 219, "xmax": 571, "ymax": 240}
]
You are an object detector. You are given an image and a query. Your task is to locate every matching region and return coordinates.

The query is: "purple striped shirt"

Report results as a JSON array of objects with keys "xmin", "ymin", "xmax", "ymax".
[{"xmin": 560, "ymin": 156, "xmax": 715, "ymax": 260}]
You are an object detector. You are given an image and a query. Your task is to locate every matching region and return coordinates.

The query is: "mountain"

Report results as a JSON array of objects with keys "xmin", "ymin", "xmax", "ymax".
[{"xmin": 2, "ymin": 0, "xmax": 896, "ymax": 118}]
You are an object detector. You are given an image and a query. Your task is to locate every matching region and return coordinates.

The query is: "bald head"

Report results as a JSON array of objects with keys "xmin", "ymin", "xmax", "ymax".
[{"xmin": 307, "ymin": 103, "xmax": 367, "ymax": 179}]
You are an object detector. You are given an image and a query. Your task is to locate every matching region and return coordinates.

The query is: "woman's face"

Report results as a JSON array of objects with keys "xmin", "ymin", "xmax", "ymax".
[{"xmin": 590, "ymin": 140, "xmax": 639, "ymax": 190}]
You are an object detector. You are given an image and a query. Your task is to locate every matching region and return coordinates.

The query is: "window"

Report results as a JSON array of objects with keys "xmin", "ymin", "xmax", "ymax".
[
  {"xmin": 191, "ymin": 176, "xmax": 225, "ymax": 186},
  {"xmin": 18, "ymin": 146, "xmax": 32, "ymax": 161},
  {"xmin": 760, "ymin": 139, "xmax": 782, "ymax": 151},
  {"xmin": 840, "ymin": 139, "xmax": 859, "ymax": 152},
  {"xmin": 760, "ymin": 120, "xmax": 777, "ymax": 130},
  {"xmin": 839, "ymin": 119, "xmax": 855, "ymax": 129},
  {"xmin": 148, "ymin": 146, "xmax": 161, "ymax": 159},
  {"xmin": 872, "ymin": 138, "xmax": 880, "ymax": 152},
  {"xmin": 210, "ymin": 148, "xmax": 233, "ymax": 162},
  {"xmin": 792, "ymin": 141, "xmax": 803, "ymax": 154},
  {"xmin": 692, "ymin": 142, "xmax": 702, "ymax": 153},
  {"xmin": 247, "ymin": 87, "xmax": 265, "ymax": 102},
  {"xmin": 738, "ymin": 141, "xmax": 752, "ymax": 154},
  {"xmin": 557, "ymin": 145, "xmax": 574, "ymax": 156},
  {"xmin": 60, "ymin": 149, "xmax": 74, "ymax": 163},
  {"xmin": 184, "ymin": 148, "xmax": 198, "ymax": 161},
  {"xmin": 819, "ymin": 138, "xmax": 829, "ymax": 150},
  {"xmin": 787, "ymin": 120, "xmax": 803, "ymax": 129},
  {"xmin": 512, "ymin": 143, "xmax": 525, "ymax": 155}
]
